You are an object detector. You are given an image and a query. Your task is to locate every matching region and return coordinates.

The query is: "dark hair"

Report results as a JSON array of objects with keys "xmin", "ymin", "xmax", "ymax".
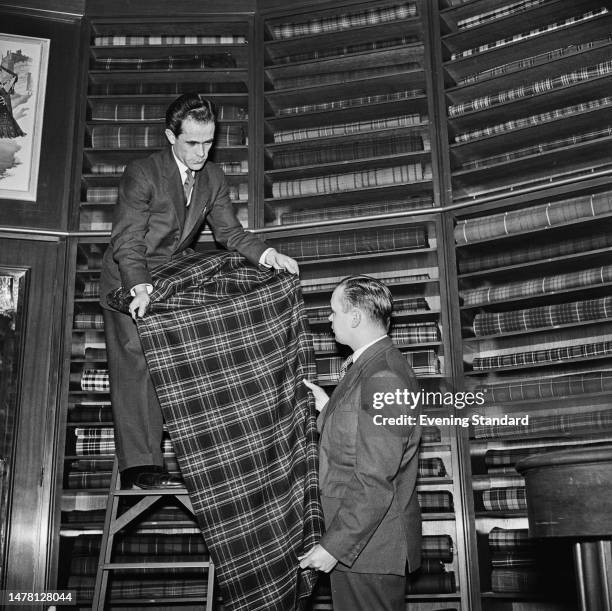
[
  {"xmin": 165, "ymin": 93, "xmax": 216, "ymax": 136},
  {"xmin": 337, "ymin": 275, "xmax": 393, "ymax": 329}
]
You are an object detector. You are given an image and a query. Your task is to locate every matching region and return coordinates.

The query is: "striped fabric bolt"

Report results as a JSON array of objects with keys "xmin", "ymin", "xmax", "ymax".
[
  {"xmin": 302, "ymin": 270, "xmax": 431, "ymax": 293},
  {"xmin": 271, "ymin": 3, "xmax": 417, "ymax": 39},
  {"xmin": 80, "ymin": 368, "xmax": 110, "ymax": 392},
  {"xmin": 73, "ymin": 313, "xmax": 105, "ymax": 329},
  {"xmin": 106, "ymin": 251, "xmax": 323, "ymax": 611},
  {"xmin": 456, "ymin": 0, "xmax": 548, "ymax": 30},
  {"xmin": 418, "ymin": 490, "xmax": 453, "ymax": 513},
  {"xmin": 455, "ymin": 190, "xmax": 612, "ymax": 244},
  {"xmin": 421, "ymin": 535, "xmax": 454, "ymax": 562},
  {"xmin": 93, "ymin": 34, "xmax": 247, "ymax": 46},
  {"xmin": 488, "ymin": 527, "xmax": 532, "ymax": 552},
  {"xmin": 90, "ymin": 102, "xmax": 246, "ymax": 122},
  {"xmin": 472, "ymin": 295, "xmax": 612, "ymax": 336},
  {"xmin": 88, "ymin": 81, "xmax": 247, "ymax": 96},
  {"xmin": 92, "ymin": 53, "xmax": 237, "ymax": 71}
]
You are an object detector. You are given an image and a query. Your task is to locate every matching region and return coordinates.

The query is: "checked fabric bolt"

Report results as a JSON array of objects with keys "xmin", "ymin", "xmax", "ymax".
[{"xmin": 107, "ymin": 251, "xmax": 323, "ymax": 611}]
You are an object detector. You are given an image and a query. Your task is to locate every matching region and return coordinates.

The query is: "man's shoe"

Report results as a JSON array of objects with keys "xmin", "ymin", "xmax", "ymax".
[{"xmin": 131, "ymin": 470, "xmax": 184, "ymax": 490}]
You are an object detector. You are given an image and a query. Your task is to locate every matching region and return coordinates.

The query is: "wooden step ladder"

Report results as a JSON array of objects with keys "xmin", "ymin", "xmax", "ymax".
[{"xmin": 92, "ymin": 460, "xmax": 215, "ymax": 610}]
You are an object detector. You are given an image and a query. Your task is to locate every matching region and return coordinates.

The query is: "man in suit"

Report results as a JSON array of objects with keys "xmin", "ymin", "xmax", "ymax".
[
  {"xmin": 301, "ymin": 275, "xmax": 422, "ymax": 610},
  {"xmin": 100, "ymin": 93, "xmax": 298, "ymax": 489}
]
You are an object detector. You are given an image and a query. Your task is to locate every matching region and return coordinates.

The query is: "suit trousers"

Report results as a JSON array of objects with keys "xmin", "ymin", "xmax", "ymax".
[
  {"xmin": 102, "ymin": 307, "xmax": 165, "ymax": 471},
  {"xmin": 330, "ymin": 570, "xmax": 405, "ymax": 611}
]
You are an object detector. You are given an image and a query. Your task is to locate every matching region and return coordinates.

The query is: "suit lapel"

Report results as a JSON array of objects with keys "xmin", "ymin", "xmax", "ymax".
[
  {"xmin": 161, "ymin": 147, "xmax": 186, "ymax": 233},
  {"xmin": 179, "ymin": 164, "xmax": 212, "ymax": 246},
  {"xmin": 321, "ymin": 337, "xmax": 393, "ymax": 431}
]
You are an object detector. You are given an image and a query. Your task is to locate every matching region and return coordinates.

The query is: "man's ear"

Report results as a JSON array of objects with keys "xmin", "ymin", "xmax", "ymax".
[
  {"xmin": 165, "ymin": 128, "xmax": 177, "ymax": 146},
  {"xmin": 350, "ymin": 308, "xmax": 361, "ymax": 328}
]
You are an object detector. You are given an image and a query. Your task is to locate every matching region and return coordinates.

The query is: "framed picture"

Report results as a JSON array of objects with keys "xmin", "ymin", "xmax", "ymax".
[{"xmin": 0, "ymin": 33, "xmax": 49, "ymax": 202}]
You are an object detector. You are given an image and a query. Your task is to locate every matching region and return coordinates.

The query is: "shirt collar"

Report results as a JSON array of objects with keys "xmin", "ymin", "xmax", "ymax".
[
  {"xmin": 171, "ymin": 147, "xmax": 189, "ymax": 178},
  {"xmin": 352, "ymin": 335, "xmax": 387, "ymax": 364}
]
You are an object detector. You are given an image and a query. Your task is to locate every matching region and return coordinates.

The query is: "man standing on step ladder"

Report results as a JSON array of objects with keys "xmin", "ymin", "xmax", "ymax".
[{"xmin": 99, "ymin": 93, "xmax": 299, "ymax": 489}]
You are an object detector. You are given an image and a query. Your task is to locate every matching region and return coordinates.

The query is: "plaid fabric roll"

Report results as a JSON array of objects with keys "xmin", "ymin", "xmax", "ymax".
[
  {"xmin": 218, "ymin": 160, "xmax": 249, "ymax": 174},
  {"xmin": 491, "ymin": 553, "xmax": 536, "ymax": 568},
  {"xmin": 274, "ymin": 114, "xmax": 422, "ymax": 143},
  {"xmin": 272, "ymin": 225, "xmax": 427, "ymax": 260},
  {"xmin": 74, "ymin": 426, "xmax": 114, "ymax": 438},
  {"xmin": 278, "ymin": 88, "xmax": 424, "ymax": 117},
  {"xmin": 88, "ymin": 81, "xmax": 247, "ymax": 96},
  {"xmin": 456, "ymin": 0, "xmax": 547, "ymax": 30},
  {"xmin": 406, "ymin": 572, "xmax": 456, "ymax": 594},
  {"xmin": 422, "ymin": 535, "xmax": 453, "ymax": 562},
  {"xmin": 90, "ymin": 102, "xmax": 246, "ymax": 121},
  {"xmin": 275, "ymin": 35, "xmax": 420, "ymax": 65},
  {"xmin": 305, "ymin": 296, "xmax": 429, "ymax": 321},
  {"xmin": 90, "ymin": 124, "xmax": 244, "ymax": 148},
  {"xmin": 67, "ymin": 471, "xmax": 112, "ymax": 489},
  {"xmin": 279, "ymin": 197, "xmax": 433, "ymax": 225},
  {"xmin": 70, "ymin": 553, "xmax": 206, "ymax": 576},
  {"xmin": 93, "ymin": 35, "xmax": 246, "ymax": 46},
  {"xmin": 458, "ymin": 230, "xmax": 612, "ymax": 274},
  {"xmin": 272, "ymin": 134, "xmax": 425, "ymax": 169},
  {"xmin": 92, "ymin": 53, "xmax": 236, "ymax": 71},
  {"xmin": 472, "ymin": 475, "xmax": 525, "ymax": 491},
  {"xmin": 472, "ymin": 295, "xmax": 612, "ymax": 336},
  {"xmin": 85, "ymin": 187, "xmax": 118, "ymax": 203},
  {"xmin": 491, "ymin": 568, "xmax": 538, "ymax": 593},
  {"xmin": 70, "ymin": 532, "xmax": 205, "ymax": 555},
  {"xmin": 272, "ymin": 164, "xmax": 426, "ymax": 198},
  {"xmin": 421, "ymin": 425, "xmax": 441, "ymax": 443},
  {"xmin": 228, "ymin": 183, "xmax": 248, "ymax": 201},
  {"xmin": 473, "ymin": 339, "xmax": 612, "ymax": 371},
  {"xmin": 485, "ymin": 447, "xmax": 548, "ymax": 466},
  {"xmin": 488, "ymin": 527, "xmax": 531, "ymax": 552},
  {"xmin": 459, "ymin": 125, "xmax": 612, "ymax": 171},
  {"xmin": 480, "ymin": 487, "xmax": 527, "ymax": 512},
  {"xmin": 75, "ymin": 280, "xmax": 100, "ymax": 298},
  {"xmin": 70, "ymin": 458, "xmax": 114, "ymax": 471},
  {"xmin": 74, "ymin": 313, "xmax": 104, "ymax": 329},
  {"xmin": 455, "ymin": 190, "xmax": 612, "ymax": 244},
  {"xmin": 450, "ymin": 9, "xmax": 608, "ymax": 61},
  {"xmin": 473, "ymin": 407, "xmax": 612, "ymax": 439},
  {"xmin": 106, "ymin": 251, "xmax": 322, "ymax": 611},
  {"xmin": 80, "ymin": 369, "xmax": 109, "ymax": 392},
  {"xmin": 463, "ymin": 264, "xmax": 612, "ymax": 306},
  {"xmin": 418, "ymin": 490, "xmax": 453, "ymax": 513},
  {"xmin": 391, "ymin": 323, "xmax": 440, "ymax": 344},
  {"xmin": 274, "ymin": 61, "xmax": 420, "ymax": 90},
  {"xmin": 418, "ymin": 457, "xmax": 446, "ymax": 478},
  {"xmin": 455, "ymin": 97, "xmax": 612, "ymax": 143},
  {"xmin": 75, "ymin": 438, "xmax": 115, "ymax": 455},
  {"xmin": 84, "ymin": 348, "xmax": 107, "ymax": 361},
  {"xmin": 68, "ymin": 576, "xmax": 208, "ymax": 600},
  {"xmin": 271, "ymin": 3, "xmax": 417, "ymax": 39},
  {"xmin": 302, "ymin": 270, "xmax": 431, "ymax": 293},
  {"xmin": 90, "ymin": 162, "xmax": 127, "ymax": 174}
]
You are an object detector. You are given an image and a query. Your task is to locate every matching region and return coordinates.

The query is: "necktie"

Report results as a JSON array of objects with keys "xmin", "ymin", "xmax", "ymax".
[
  {"xmin": 338, "ymin": 354, "xmax": 354, "ymax": 381},
  {"xmin": 183, "ymin": 169, "xmax": 195, "ymax": 205}
]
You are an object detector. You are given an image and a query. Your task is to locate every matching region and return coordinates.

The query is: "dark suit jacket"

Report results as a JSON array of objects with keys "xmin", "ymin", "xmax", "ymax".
[
  {"xmin": 100, "ymin": 146, "xmax": 266, "ymax": 307},
  {"xmin": 318, "ymin": 336, "xmax": 422, "ymax": 575}
]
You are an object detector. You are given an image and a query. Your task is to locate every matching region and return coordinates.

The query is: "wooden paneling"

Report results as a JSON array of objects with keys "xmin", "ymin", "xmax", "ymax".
[{"xmin": 0, "ymin": 235, "xmax": 67, "ymax": 594}]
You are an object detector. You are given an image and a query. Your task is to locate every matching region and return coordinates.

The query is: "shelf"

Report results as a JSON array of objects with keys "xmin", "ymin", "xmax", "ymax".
[
  {"xmin": 88, "ymin": 68, "xmax": 249, "ymax": 85},
  {"xmin": 296, "ymin": 247, "xmax": 436, "ymax": 266}
]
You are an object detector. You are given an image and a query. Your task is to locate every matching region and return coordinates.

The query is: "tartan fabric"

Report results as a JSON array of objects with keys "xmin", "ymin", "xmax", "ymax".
[
  {"xmin": 473, "ymin": 339, "xmax": 612, "ymax": 371},
  {"xmin": 68, "ymin": 576, "xmax": 209, "ymax": 600},
  {"xmin": 491, "ymin": 569, "xmax": 538, "ymax": 593},
  {"xmin": 73, "ymin": 437, "xmax": 175, "ymax": 456},
  {"xmin": 462, "ymin": 264, "xmax": 612, "ymax": 306},
  {"xmin": 458, "ymin": 230, "xmax": 612, "ymax": 274},
  {"xmin": 455, "ymin": 96, "xmax": 612, "ymax": 143},
  {"xmin": 90, "ymin": 102, "xmax": 246, "ymax": 122},
  {"xmin": 449, "ymin": 8, "xmax": 608, "ymax": 61},
  {"xmin": 93, "ymin": 35, "xmax": 246, "ymax": 46},
  {"xmin": 455, "ymin": 190, "xmax": 612, "ymax": 244},
  {"xmin": 275, "ymin": 36, "xmax": 420, "ymax": 65},
  {"xmin": 472, "ymin": 295, "xmax": 612, "ymax": 336},
  {"xmin": 418, "ymin": 490, "xmax": 453, "ymax": 513},
  {"xmin": 406, "ymin": 572, "xmax": 456, "ymax": 594},
  {"xmin": 485, "ymin": 447, "xmax": 547, "ymax": 466},
  {"xmin": 277, "ymin": 89, "xmax": 425, "ymax": 117},
  {"xmin": 74, "ymin": 426, "xmax": 114, "ymax": 438},
  {"xmin": 67, "ymin": 472, "xmax": 112, "ymax": 489},
  {"xmin": 302, "ymin": 270, "xmax": 431, "ymax": 293},
  {"xmin": 272, "ymin": 225, "xmax": 427, "ymax": 260},
  {"xmin": 279, "ymin": 197, "xmax": 433, "ymax": 225},
  {"xmin": 304, "ymin": 296, "xmax": 429, "ymax": 322},
  {"xmin": 421, "ymin": 535, "xmax": 453, "ymax": 562},
  {"xmin": 473, "ymin": 407, "xmax": 612, "ymax": 439},
  {"xmin": 271, "ymin": 134, "xmax": 425, "ymax": 169},
  {"xmin": 274, "ymin": 61, "xmax": 420, "ymax": 90},
  {"xmin": 488, "ymin": 528, "xmax": 531, "ymax": 552},
  {"xmin": 274, "ymin": 114, "xmax": 422, "ymax": 143},
  {"xmin": 92, "ymin": 53, "xmax": 236, "ymax": 71},
  {"xmin": 80, "ymin": 369, "xmax": 109, "ymax": 392},
  {"xmin": 68, "ymin": 404, "xmax": 112, "ymax": 423},
  {"xmin": 458, "ymin": 36, "xmax": 612, "ymax": 86},
  {"xmin": 72, "ymin": 532, "xmax": 207, "ymax": 556},
  {"xmin": 70, "ymin": 554, "xmax": 206, "ymax": 576},
  {"xmin": 316, "ymin": 349, "xmax": 438, "ymax": 382},
  {"xmin": 86, "ymin": 187, "xmax": 118, "ymax": 203},
  {"xmin": 107, "ymin": 251, "xmax": 323, "ymax": 611},
  {"xmin": 478, "ymin": 488, "xmax": 527, "ymax": 512},
  {"xmin": 271, "ymin": 3, "xmax": 417, "ymax": 39},
  {"xmin": 421, "ymin": 426, "xmax": 441, "ymax": 443},
  {"xmin": 418, "ymin": 457, "xmax": 446, "ymax": 478},
  {"xmin": 90, "ymin": 124, "xmax": 244, "ymax": 149},
  {"xmin": 456, "ymin": 0, "xmax": 547, "ymax": 30},
  {"xmin": 471, "ymin": 475, "xmax": 525, "ymax": 491},
  {"xmin": 458, "ymin": 126, "xmax": 612, "ymax": 171},
  {"xmin": 449, "ymin": 62, "xmax": 612, "ymax": 118},
  {"xmin": 89, "ymin": 81, "xmax": 247, "ymax": 96},
  {"xmin": 272, "ymin": 164, "xmax": 427, "ymax": 198},
  {"xmin": 76, "ymin": 279, "xmax": 100, "ymax": 298},
  {"xmin": 491, "ymin": 553, "xmax": 536, "ymax": 568},
  {"xmin": 91, "ymin": 162, "xmax": 127, "ymax": 174}
]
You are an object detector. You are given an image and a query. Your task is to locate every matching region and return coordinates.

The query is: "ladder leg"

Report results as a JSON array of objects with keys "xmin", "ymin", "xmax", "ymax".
[{"xmin": 206, "ymin": 558, "xmax": 215, "ymax": 611}]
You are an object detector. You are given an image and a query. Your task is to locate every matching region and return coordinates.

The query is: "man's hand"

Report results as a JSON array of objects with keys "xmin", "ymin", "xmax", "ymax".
[
  {"xmin": 129, "ymin": 286, "xmax": 150, "ymax": 320},
  {"xmin": 303, "ymin": 379, "xmax": 329, "ymax": 412},
  {"xmin": 265, "ymin": 249, "xmax": 299, "ymax": 275},
  {"xmin": 298, "ymin": 544, "xmax": 338, "ymax": 573}
]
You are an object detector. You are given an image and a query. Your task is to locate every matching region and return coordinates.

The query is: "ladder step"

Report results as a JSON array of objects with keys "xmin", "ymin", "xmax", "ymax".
[
  {"xmin": 102, "ymin": 561, "xmax": 211, "ymax": 570},
  {"xmin": 114, "ymin": 487, "xmax": 189, "ymax": 496}
]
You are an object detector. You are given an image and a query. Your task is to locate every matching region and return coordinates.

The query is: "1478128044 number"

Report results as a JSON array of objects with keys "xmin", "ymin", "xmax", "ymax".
[{"xmin": 0, "ymin": 591, "xmax": 75, "ymax": 606}]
